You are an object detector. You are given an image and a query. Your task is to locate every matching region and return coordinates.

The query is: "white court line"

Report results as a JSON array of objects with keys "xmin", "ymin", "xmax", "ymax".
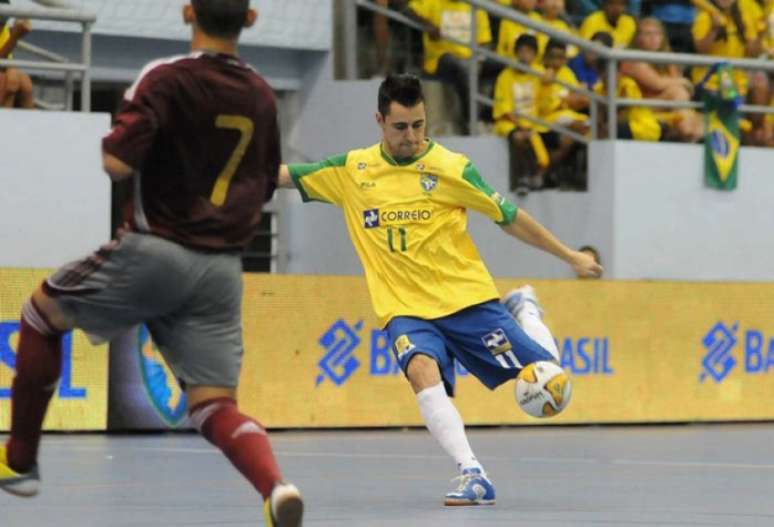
[{"xmin": 44, "ymin": 444, "xmax": 774, "ymax": 471}]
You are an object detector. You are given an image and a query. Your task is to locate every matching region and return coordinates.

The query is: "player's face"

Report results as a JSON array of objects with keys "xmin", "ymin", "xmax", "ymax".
[
  {"xmin": 544, "ymin": 47, "xmax": 567, "ymax": 70},
  {"xmin": 516, "ymin": 45, "xmax": 537, "ymax": 65},
  {"xmin": 637, "ymin": 20, "xmax": 664, "ymax": 51},
  {"xmin": 603, "ymin": 0, "xmax": 626, "ymax": 23},
  {"xmin": 377, "ymin": 101, "xmax": 427, "ymax": 160}
]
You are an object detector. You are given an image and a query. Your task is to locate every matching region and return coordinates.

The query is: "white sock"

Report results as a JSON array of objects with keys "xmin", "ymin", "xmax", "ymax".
[
  {"xmin": 417, "ymin": 383, "xmax": 483, "ymax": 473},
  {"xmin": 517, "ymin": 302, "xmax": 560, "ymax": 361}
]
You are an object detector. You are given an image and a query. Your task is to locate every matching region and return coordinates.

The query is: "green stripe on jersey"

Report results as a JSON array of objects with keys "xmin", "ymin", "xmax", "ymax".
[
  {"xmin": 288, "ymin": 153, "xmax": 348, "ymax": 203},
  {"xmin": 462, "ymin": 162, "xmax": 518, "ymax": 225}
]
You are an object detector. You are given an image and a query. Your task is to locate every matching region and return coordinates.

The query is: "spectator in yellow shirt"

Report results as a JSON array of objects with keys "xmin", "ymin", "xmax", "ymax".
[
  {"xmin": 622, "ymin": 17, "xmax": 704, "ymax": 141},
  {"xmin": 0, "ymin": 14, "xmax": 34, "ymax": 109},
  {"xmin": 692, "ymin": 0, "xmax": 769, "ymax": 131},
  {"xmin": 540, "ymin": 39, "xmax": 589, "ymax": 188},
  {"xmin": 497, "ymin": 0, "xmax": 545, "ymax": 60},
  {"xmin": 580, "ymin": 0, "xmax": 637, "ymax": 48},
  {"xmin": 493, "ymin": 34, "xmax": 551, "ymax": 194},
  {"xmin": 541, "ymin": 39, "xmax": 589, "ymax": 127},
  {"xmin": 538, "ymin": 0, "xmax": 580, "ymax": 57},
  {"xmin": 597, "ymin": 60, "xmax": 664, "ymax": 141},
  {"xmin": 406, "ymin": 0, "xmax": 492, "ymax": 132}
]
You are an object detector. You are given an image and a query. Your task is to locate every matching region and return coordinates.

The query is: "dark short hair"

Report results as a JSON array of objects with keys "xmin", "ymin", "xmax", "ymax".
[
  {"xmin": 514, "ymin": 34, "xmax": 538, "ymax": 53},
  {"xmin": 378, "ymin": 74, "xmax": 424, "ymax": 116},
  {"xmin": 544, "ymin": 38, "xmax": 566, "ymax": 55},
  {"xmin": 579, "ymin": 245, "xmax": 601, "ymax": 265},
  {"xmin": 192, "ymin": 0, "xmax": 249, "ymax": 39},
  {"xmin": 591, "ymin": 31, "xmax": 614, "ymax": 48},
  {"xmin": 592, "ymin": 32, "xmax": 614, "ymax": 74}
]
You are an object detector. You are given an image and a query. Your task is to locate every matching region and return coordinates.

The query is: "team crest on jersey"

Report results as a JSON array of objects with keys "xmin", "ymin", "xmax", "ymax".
[
  {"xmin": 394, "ymin": 334, "xmax": 416, "ymax": 360},
  {"xmin": 137, "ymin": 325, "xmax": 187, "ymax": 427},
  {"xmin": 420, "ymin": 174, "xmax": 438, "ymax": 193},
  {"xmin": 363, "ymin": 209, "xmax": 380, "ymax": 229},
  {"xmin": 481, "ymin": 328, "xmax": 513, "ymax": 356}
]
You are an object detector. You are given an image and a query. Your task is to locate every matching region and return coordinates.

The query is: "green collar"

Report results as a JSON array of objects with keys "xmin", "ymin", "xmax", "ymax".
[{"xmin": 380, "ymin": 140, "xmax": 435, "ymax": 167}]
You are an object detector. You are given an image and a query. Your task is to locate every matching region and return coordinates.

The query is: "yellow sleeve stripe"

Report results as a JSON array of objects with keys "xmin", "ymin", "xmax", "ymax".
[
  {"xmin": 288, "ymin": 153, "xmax": 348, "ymax": 203},
  {"xmin": 462, "ymin": 162, "xmax": 518, "ymax": 225}
]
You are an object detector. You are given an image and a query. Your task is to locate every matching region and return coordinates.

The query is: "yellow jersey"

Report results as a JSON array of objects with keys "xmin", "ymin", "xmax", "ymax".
[
  {"xmin": 579, "ymin": 11, "xmax": 636, "ymax": 48},
  {"xmin": 597, "ymin": 76, "xmax": 661, "ymax": 141},
  {"xmin": 541, "ymin": 66, "xmax": 588, "ymax": 125},
  {"xmin": 492, "ymin": 65, "xmax": 547, "ymax": 136},
  {"xmin": 496, "ymin": 11, "xmax": 545, "ymax": 59},
  {"xmin": 408, "ymin": 0, "xmax": 492, "ymax": 74},
  {"xmin": 0, "ymin": 24, "xmax": 10, "ymax": 58},
  {"xmin": 691, "ymin": 7, "xmax": 758, "ymax": 93},
  {"xmin": 537, "ymin": 18, "xmax": 579, "ymax": 58},
  {"xmin": 289, "ymin": 140, "xmax": 517, "ymax": 327}
]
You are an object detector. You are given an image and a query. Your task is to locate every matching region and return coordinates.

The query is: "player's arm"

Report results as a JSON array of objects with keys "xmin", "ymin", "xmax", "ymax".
[
  {"xmin": 275, "ymin": 155, "xmax": 348, "ymax": 205},
  {"xmin": 500, "ymin": 209, "xmax": 603, "ymax": 278},
  {"xmin": 102, "ymin": 152, "xmax": 135, "ymax": 181},
  {"xmin": 277, "ymin": 164, "xmax": 294, "ymax": 189}
]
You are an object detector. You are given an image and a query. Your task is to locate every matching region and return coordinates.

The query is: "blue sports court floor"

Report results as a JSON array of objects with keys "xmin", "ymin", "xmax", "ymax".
[{"xmin": 3, "ymin": 424, "xmax": 774, "ymax": 526}]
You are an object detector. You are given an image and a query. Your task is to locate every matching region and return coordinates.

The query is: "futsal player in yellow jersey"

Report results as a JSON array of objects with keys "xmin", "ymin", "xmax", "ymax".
[{"xmin": 278, "ymin": 75, "xmax": 602, "ymax": 506}]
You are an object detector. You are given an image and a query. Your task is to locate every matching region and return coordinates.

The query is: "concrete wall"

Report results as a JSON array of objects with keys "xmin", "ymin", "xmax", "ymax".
[
  {"xmin": 0, "ymin": 109, "xmax": 111, "ymax": 268},
  {"xmin": 602, "ymin": 140, "xmax": 774, "ymax": 281}
]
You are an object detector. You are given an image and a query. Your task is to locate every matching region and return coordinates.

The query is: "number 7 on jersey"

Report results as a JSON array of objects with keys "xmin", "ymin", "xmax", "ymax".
[{"xmin": 209, "ymin": 114, "xmax": 254, "ymax": 207}]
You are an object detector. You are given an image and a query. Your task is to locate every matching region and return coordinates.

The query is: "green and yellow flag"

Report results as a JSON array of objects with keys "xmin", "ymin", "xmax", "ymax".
[{"xmin": 701, "ymin": 63, "xmax": 740, "ymax": 190}]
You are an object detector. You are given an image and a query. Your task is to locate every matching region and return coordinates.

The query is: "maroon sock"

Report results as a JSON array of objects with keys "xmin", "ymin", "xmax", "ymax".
[
  {"xmin": 190, "ymin": 398, "xmax": 282, "ymax": 499},
  {"xmin": 7, "ymin": 303, "xmax": 63, "ymax": 473}
]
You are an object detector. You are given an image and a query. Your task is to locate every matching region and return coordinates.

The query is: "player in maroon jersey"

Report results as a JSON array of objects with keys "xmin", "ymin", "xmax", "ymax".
[{"xmin": 0, "ymin": 2, "xmax": 303, "ymax": 525}]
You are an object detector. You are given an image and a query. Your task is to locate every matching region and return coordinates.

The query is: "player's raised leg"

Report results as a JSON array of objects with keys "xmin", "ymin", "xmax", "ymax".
[
  {"xmin": 1, "ymin": 288, "xmax": 73, "ymax": 497},
  {"xmin": 503, "ymin": 285, "xmax": 560, "ymax": 361}
]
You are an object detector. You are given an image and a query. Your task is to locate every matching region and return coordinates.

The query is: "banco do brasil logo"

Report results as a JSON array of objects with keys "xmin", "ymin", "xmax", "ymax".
[
  {"xmin": 315, "ymin": 319, "xmax": 467, "ymax": 386},
  {"xmin": 700, "ymin": 321, "xmax": 774, "ymax": 383}
]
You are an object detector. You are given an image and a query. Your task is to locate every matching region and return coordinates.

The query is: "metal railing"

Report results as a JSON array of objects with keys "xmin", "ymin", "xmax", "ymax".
[
  {"xmin": 352, "ymin": 0, "xmax": 774, "ymax": 140},
  {"xmin": 0, "ymin": 5, "xmax": 96, "ymax": 111}
]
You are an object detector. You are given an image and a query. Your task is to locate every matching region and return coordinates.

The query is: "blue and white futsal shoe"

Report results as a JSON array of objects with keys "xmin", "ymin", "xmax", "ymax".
[
  {"xmin": 503, "ymin": 284, "xmax": 544, "ymax": 320},
  {"xmin": 444, "ymin": 467, "xmax": 496, "ymax": 506}
]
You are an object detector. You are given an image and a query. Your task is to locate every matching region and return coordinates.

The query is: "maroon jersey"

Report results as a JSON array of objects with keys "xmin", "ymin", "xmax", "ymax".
[{"xmin": 102, "ymin": 51, "xmax": 279, "ymax": 251}]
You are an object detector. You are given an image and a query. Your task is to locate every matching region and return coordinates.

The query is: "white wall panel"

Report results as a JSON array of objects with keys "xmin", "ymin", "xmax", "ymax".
[{"xmin": 0, "ymin": 109, "xmax": 111, "ymax": 268}]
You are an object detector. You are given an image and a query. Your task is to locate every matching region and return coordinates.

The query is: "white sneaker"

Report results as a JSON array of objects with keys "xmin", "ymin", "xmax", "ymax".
[{"xmin": 502, "ymin": 285, "xmax": 543, "ymax": 320}]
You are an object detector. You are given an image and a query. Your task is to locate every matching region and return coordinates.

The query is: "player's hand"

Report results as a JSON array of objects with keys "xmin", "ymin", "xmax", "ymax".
[
  {"xmin": 569, "ymin": 250, "xmax": 603, "ymax": 279},
  {"xmin": 11, "ymin": 19, "xmax": 32, "ymax": 38}
]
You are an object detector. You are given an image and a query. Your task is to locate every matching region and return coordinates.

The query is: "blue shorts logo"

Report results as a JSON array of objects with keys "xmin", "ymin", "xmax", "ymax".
[
  {"xmin": 481, "ymin": 328, "xmax": 512, "ymax": 355},
  {"xmin": 316, "ymin": 319, "xmax": 363, "ymax": 386},
  {"xmin": 363, "ymin": 209, "xmax": 379, "ymax": 229},
  {"xmin": 700, "ymin": 321, "xmax": 738, "ymax": 383}
]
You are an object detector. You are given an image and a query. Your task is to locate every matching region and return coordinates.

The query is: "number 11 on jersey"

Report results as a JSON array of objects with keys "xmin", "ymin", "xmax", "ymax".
[{"xmin": 387, "ymin": 227, "xmax": 407, "ymax": 253}]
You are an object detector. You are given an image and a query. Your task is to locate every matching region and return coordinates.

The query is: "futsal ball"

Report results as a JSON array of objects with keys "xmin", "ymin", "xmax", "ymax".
[{"xmin": 515, "ymin": 361, "xmax": 572, "ymax": 418}]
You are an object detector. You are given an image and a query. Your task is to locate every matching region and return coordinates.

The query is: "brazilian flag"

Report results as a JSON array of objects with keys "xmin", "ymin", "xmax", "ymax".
[{"xmin": 700, "ymin": 63, "xmax": 741, "ymax": 190}]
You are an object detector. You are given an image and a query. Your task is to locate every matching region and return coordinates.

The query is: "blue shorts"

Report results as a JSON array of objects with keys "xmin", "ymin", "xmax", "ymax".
[{"xmin": 386, "ymin": 300, "xmax": 555, "ymax": 396}]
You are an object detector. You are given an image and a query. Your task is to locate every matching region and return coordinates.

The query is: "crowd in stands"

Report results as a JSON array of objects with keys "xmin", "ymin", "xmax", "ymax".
[
  {"xmin": 0, "ymin": 0, "xmax": 34, "ymax": 109},
  {"xmin": 366, "ymin": 0, "xmax": 774, "ymax": 192}
]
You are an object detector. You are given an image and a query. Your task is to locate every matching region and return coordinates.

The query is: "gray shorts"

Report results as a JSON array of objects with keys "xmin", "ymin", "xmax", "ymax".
[{"xmin": 45, "ymin": 232, "xmax": 244, "ymax": 388}]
